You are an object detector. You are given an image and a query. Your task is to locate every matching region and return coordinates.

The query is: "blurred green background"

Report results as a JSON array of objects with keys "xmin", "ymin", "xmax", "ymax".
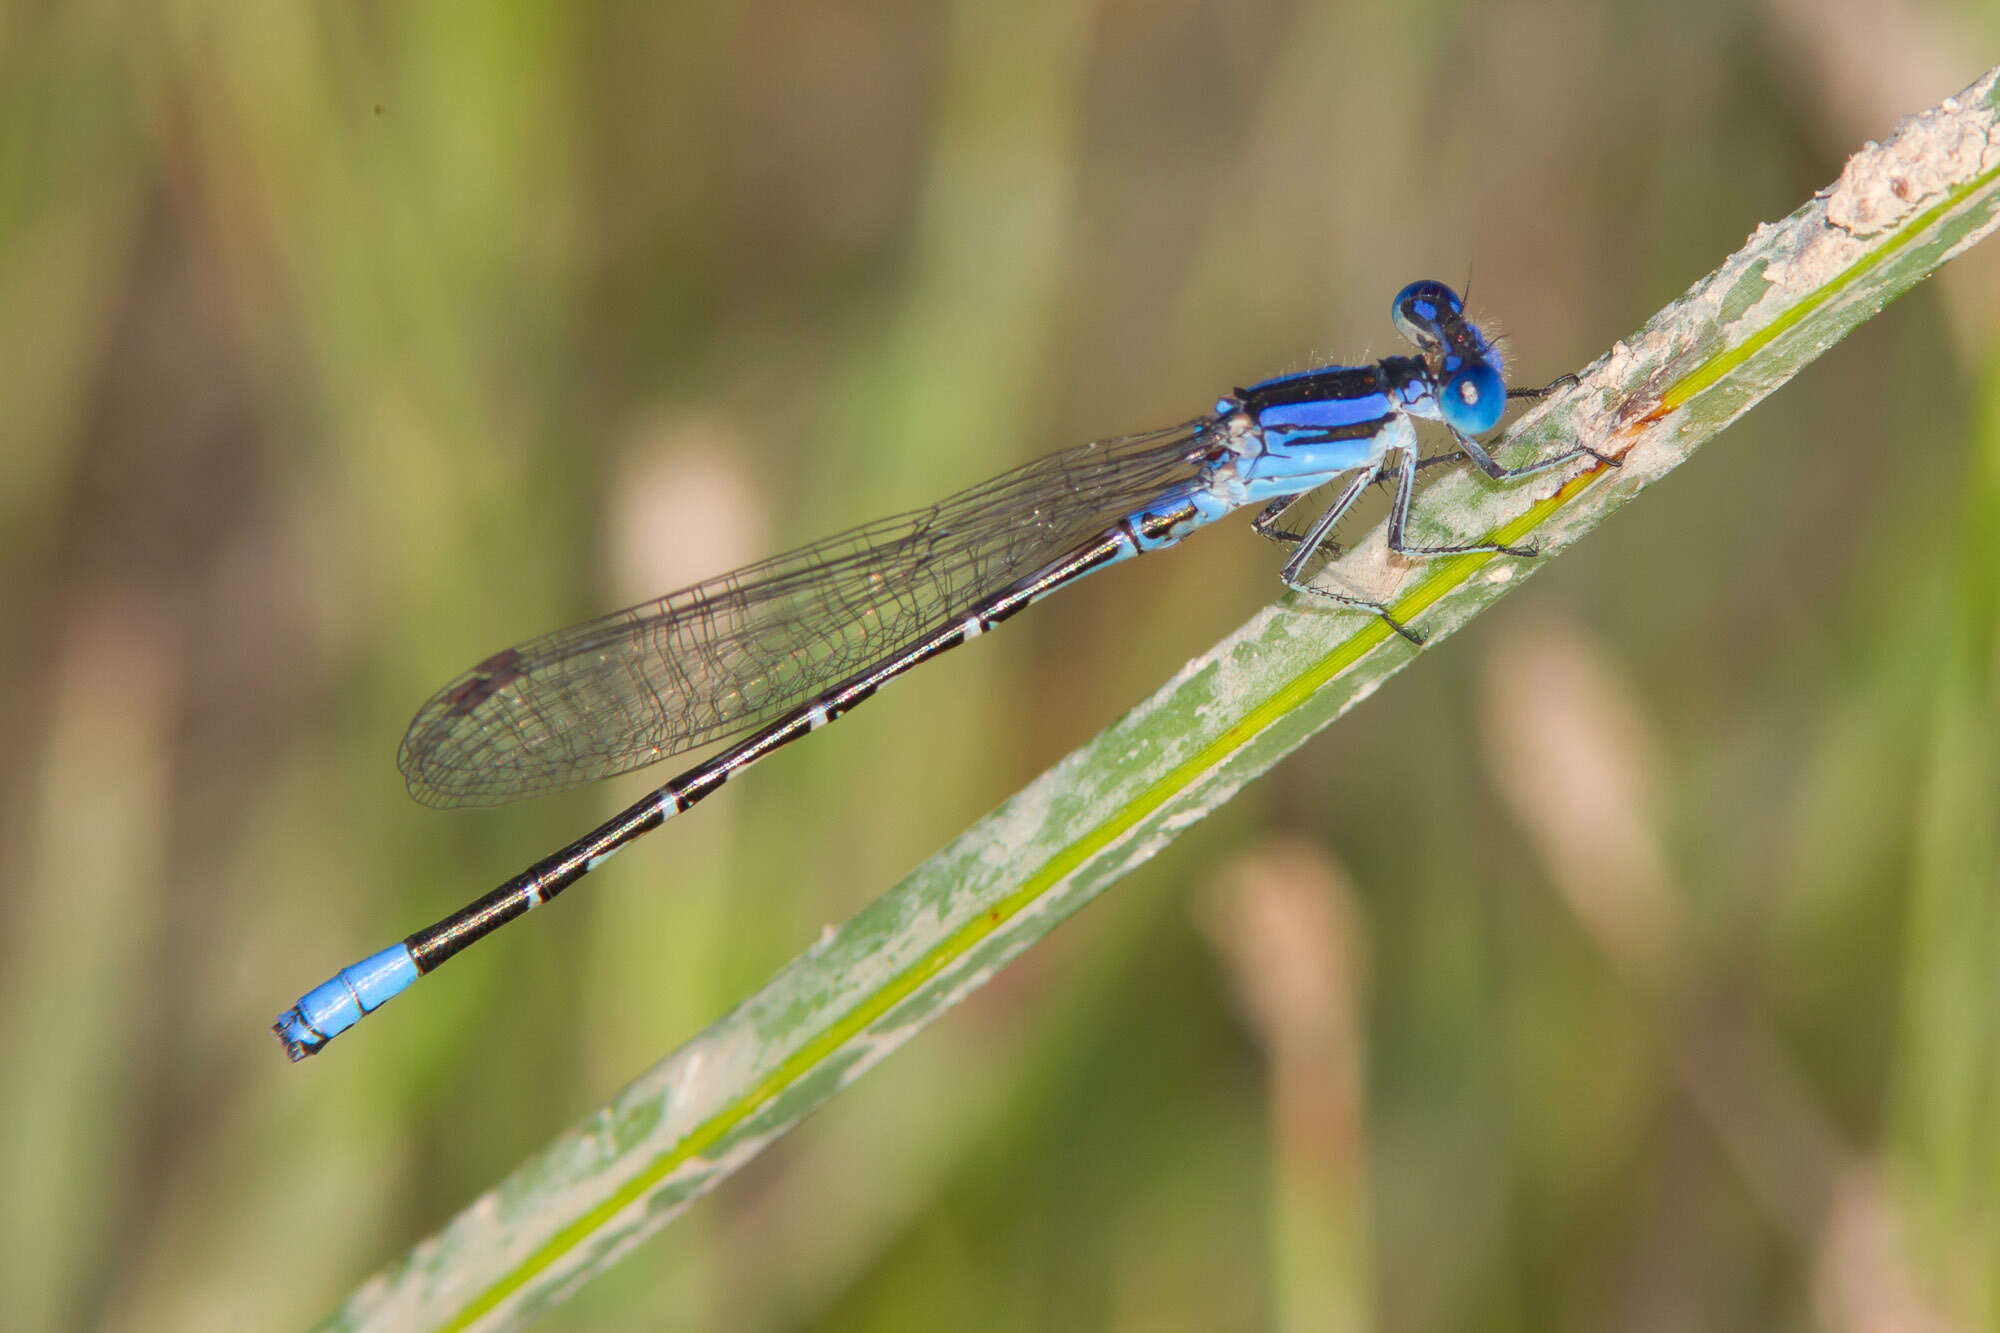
[{"xmin": 4, "ymin": 3, "xmax": 1999, "ymax": 1330}]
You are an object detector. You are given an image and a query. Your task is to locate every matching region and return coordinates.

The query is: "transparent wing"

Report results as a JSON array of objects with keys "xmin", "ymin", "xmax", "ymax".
[{"xmin": 399, "ymin": 421, "xmax": 1218, "ymax": 807}]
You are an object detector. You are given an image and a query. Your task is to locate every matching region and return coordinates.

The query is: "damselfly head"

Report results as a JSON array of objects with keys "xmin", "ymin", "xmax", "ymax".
[{"xmin": 1394, "ymin": 281, "xmax": 1506, "ymax": 435}]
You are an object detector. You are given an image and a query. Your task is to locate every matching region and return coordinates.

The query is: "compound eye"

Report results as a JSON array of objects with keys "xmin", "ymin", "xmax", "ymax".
[
  {"xmin": 1441, "ymin": 362, "xmax": 1506, "ymax": 436},
  {"xmin": 1392, "ymin": 280, "xmax": 1463, "ymax": 350}
]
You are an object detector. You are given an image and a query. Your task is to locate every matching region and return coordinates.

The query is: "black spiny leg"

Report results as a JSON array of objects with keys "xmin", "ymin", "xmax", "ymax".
[
  {"xmin": 1252, "ymin": 493, "xmax": 1323, "ymax": 549},
  {"xmin": 1505, "ymin": 371, "xmax": 1580, "ymax": 401},
  {"xmin": 1385, "ymin": 446, "xmax": 1537, "ymax": 559},
  {"xmin": 1273, "ymin": 466, "xmax": 1424, "ymax": 645},
  {"xmin": 1449, "ymin": 427, "xmax": 1620, "ymax": 484}
]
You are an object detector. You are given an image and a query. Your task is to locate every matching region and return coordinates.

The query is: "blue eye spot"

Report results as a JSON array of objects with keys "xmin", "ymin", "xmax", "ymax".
[{"xmin": 1441, "ymin": 363, "xmax": 1506, "ymax": 435}]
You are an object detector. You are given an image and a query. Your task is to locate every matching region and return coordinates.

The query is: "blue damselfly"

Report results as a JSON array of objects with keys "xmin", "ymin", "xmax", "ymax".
[{"xmin": 274, "ymin": 280, "xmax": 1608, "ymax": 1059}]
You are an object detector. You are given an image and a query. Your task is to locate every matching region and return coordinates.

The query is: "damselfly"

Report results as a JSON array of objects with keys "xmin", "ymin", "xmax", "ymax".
[{"xmin": 274, "ymin": 280, "xmax": 1608, "ymax": 1059}]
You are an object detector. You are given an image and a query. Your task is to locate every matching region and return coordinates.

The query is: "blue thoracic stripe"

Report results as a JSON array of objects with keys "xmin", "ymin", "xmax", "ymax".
[
  {"xmin": 274, "ymin": 278, "xmax": 1602, "ymax": 1060},
  {"xmin": 1254, "ymin": 393, "xmax": 1392, "ymax": 439}
]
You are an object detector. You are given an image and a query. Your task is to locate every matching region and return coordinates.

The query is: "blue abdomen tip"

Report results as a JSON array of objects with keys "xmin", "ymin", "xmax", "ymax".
[{"xmin": 272, "ymin": 944, "xmax": 419, "ymax": 1061}]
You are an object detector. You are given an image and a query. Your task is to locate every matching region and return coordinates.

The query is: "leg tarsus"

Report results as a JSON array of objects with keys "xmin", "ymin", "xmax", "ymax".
[
  {"xmin": 1506, "ymin": 371, "xmax": 1579, "ymax": 401},
  {"xmin": 1392, "ymin": 535, "xmax": 1538, "ymax": 558},
  {"xmin": 1282, "ymin": 576, "xmax": 1426, "ymax": 645}
]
